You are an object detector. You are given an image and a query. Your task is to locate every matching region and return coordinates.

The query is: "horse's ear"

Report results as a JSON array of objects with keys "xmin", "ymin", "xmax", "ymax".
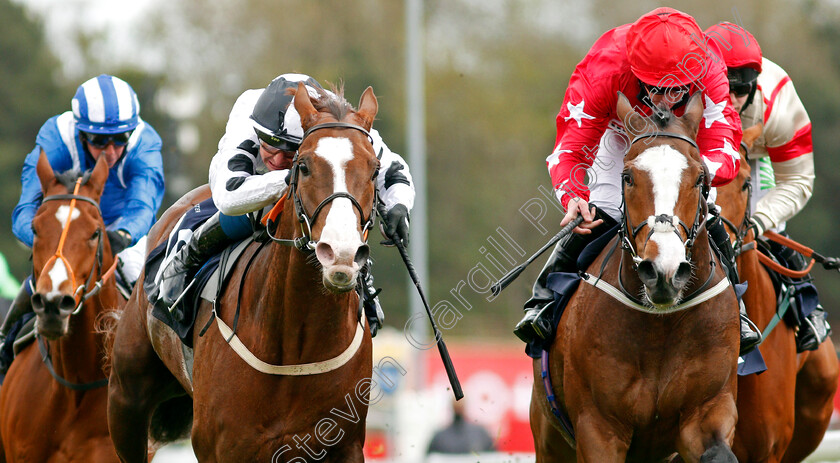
[
  {"xmin": 682, "ymin": 91, "xmax": 705, "ymax": 137},
  {"xmin": 293, "ymin": 82, "xmax": 319, "ymax": 131},
  {"xmin": 356, "ymin": 86, "xmax": 378, "ymax": 131},
  {"xmin": 88, "ymin": 153, "xmax": 109, "ymax": 199},
  {"xmin": 36, "ymin": 150, "xmax": 55, "ymax": 192},
  {"xmin": 616, "ymin": 91, "xmax": 648, "ymax": 139}
]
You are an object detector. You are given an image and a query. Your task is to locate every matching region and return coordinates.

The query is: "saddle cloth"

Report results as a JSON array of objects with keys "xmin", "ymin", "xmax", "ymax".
[{"xmin": 144, "ymin": 198, "xmax": 254, "ymax": 347}]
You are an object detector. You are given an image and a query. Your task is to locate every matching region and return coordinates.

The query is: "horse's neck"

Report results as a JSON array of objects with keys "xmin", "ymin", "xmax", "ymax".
[
  {"xmin": 251, "ymin": 212, "xmax": 358, "ymax": 356},
  {"xmin": 48, "ymin": 284, "xmax": 118, "ymax": 385}
]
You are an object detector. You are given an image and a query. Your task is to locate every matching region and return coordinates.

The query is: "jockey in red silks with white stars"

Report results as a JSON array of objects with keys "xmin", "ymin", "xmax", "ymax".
[{"xmin": 515, "ymin": 7, "xmax": 760, "ymax": 355}]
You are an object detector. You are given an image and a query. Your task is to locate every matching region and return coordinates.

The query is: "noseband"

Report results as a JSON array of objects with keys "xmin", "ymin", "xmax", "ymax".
[
  {"xmin": 620, "ymin": 132, "xmax": 708, "ymax": 263},
  {"xmin": 39, "ymin": 178, "xmax": 118, "ymax": 314},
  {"xmin": 268, "ymin": 122, "xmax": 377, "ymax": 251}
]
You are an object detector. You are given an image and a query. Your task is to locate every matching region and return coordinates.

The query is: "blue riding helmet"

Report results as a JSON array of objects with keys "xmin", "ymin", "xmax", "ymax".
[{"xmin": 71, "ymin": 74, "xmax": 140, "ymax": 135}]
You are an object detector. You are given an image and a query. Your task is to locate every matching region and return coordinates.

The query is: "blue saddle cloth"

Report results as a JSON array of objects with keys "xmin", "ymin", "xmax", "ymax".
[{"xmin": 145, "ymin": 198, "xmax": 225, "ymax": 347}]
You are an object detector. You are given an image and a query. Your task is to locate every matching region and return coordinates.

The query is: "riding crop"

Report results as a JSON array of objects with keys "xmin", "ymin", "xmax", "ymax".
[
  {"xmin": 377, "ymin": 204, "xmax": 464, "ymax": 400},
  {"xmin": 490, "ymin": 215, "xmax": 585, "ymax": 296}
]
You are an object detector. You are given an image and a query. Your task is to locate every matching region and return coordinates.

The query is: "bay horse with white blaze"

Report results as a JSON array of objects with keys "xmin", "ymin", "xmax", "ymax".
[
  {"xmin": 107, "ymin": 83, "xmax": 378, "ymax": 462},
  {"xmin": 0, "ymin": 152, "xmax": 124, "ymax": 462},
  {"xmin": 530, "ymin": 92, "xmax": 740, "ymax": 462},
  {"xmin": 716, "ymin": 124, "xmax": 839, "ymax": 462}
]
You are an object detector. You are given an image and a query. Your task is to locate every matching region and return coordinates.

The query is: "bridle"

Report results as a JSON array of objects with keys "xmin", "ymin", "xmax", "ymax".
[
  {"xmin": 719, "ymin": 174, "xmax": 754, "ymax": 256},
  {"xmin": 36, "ymin": 176, "xmax": 117, "ymax": 390},
  {"xmin": 39, "ymin": 178, "xmax": 119, "ymax": 315},
  {"xmin": 267, "ymin": 121, "xmax": 377, "ymax": 251},
  {"xmin": 619, "ymin": 132, "xmax": 709, "ymax": 264},
  {"xmin": 600, "ymin": 131, "xmax": 720, "ymax": 308}
]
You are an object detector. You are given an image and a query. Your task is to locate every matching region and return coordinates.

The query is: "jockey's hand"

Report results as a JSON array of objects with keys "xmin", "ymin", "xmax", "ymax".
[
  {"xmin": 380, "ymin": 204, "xmax": 410, "ymax": 248},
  {"xmin": 561, "ymin": 198, "xmax": 602, "ymax": 234},
  {"xmin": 107, "ymin": 229, "xmax": 131, "ymax": 255}
]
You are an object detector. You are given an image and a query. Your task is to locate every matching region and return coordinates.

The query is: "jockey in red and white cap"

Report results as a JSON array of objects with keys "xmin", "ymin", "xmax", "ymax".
[
  {"xmin": 516, "ymin": 8, "xmax": 760, "ymax": 355},
  {"xmin": 706, "ymin": 22, "xmax": 829, "ymax": 352}
]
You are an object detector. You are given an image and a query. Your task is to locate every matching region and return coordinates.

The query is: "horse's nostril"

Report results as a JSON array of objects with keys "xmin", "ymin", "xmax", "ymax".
[
  {"xmin": 31, "ymin": 294, "xmax": 45, "ymax": 313},
  {"xmin": 315, "ymin": 242, "xmax": 336, "ymax": 266},
  {"xmin": 672, "ymin": 262, "xmax": 693, "ymax": 289},
  {"xmin": 59, "ymin": 295, "xmax": 77, "ymax": 314},
  {"xmin": 354, "ymin": 244, "xmax": 370, "ymax": 267},
  {"xmin": 637, "ymin": 260, "xmax": 658, "ymax": 287}
]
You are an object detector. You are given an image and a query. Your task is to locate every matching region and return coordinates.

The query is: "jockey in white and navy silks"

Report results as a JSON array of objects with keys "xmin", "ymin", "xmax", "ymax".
[
  {"xmin": 0, "ymin": 75, "xmax": 164, "ymax": 366},
  {"xmin": 706, "ymin": 22, "xmax": 829, "ymax": 352},
  {"xmin": 155, "ymin": 74, "xmax": 414, "ymax": 336},
  {"xmin": 209, "ymin": 75, "xmax": 414, "ymax": 222}
]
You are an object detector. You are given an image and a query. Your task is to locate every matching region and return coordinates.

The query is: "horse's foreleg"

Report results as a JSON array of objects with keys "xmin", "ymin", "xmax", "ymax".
[
  {"xmin": 107, "ymin": 301, "xmax": 171, "ymax": 463},
  {"xmin": 781, "ymin": 338, "xmax": 839, "ymax": 463},
  {"xmin": 676, "ymin": 395, "xmax": 738, "ymax": 463},
  {"xmin": 573, "ymin": 412, "xmax": 630, "ymax": 463}
]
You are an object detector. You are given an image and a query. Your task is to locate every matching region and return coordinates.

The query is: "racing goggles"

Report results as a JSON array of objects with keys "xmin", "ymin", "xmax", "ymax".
[
  {"xmin": 255, "ymin": 129, "xmax": 300, "ymax": 153},
  {"xmin": 81, "ymin": 131, "xmax": 132, "ymax": 148},
  {"xmin": 643, "ymin": 84, "xmax": 689, "ymax": 102},
  {"xmin": 727, "ymin": 67, "xmax": 759, "ymax": 97}
]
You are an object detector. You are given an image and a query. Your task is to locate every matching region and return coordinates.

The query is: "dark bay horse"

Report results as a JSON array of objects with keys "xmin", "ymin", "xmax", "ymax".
[
  {"xmin": 0, "ymin": 152, "xmax": 124, "ymax": 462},
  {"xmin": 716, "ymin": 125, "xmax": 839, "ymax": 462},
  {"xmin": 530, "ymin": 92, "xmax": 740, "ymax": 462},
  {"xmin": 107, "ymin": 83, "xmax": 378, "ymax": 462}
]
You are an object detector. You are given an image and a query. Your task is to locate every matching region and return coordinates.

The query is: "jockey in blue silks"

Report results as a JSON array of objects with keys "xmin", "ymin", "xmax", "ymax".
[{"xmin": 1, "ymin": 74, "xmax": 165, "ymax": 365}]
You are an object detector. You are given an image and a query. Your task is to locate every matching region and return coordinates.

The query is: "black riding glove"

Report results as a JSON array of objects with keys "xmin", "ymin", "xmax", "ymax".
[
  {"xmin": 381, "ymin": 204, "xmax": 410, "ymax": 248},
  {"xmin": 107, "ymin": 230, "xmax": 131, "ymax": 255}
]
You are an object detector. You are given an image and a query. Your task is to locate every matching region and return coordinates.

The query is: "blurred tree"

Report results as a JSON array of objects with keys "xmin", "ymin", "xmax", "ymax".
[{"xmin": 0, "ymin": 0, "xmax": 68, "ymax": 279}]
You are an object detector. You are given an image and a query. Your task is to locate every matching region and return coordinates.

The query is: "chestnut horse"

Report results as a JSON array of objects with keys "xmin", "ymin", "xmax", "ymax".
[
  {"xmin": 107, "ymin": 83, "xmax": 378, "ymax": 462},
  {"xmin": 716, "ymin": 125, "xmax": 839, "ymax": 462},
  {"xmin": 530, "ymin": 92, "xmax": 740, "ymax": 462},
  {"xmin": 0, "ymin": 153, "xmax": 123, "ymax": 462}
]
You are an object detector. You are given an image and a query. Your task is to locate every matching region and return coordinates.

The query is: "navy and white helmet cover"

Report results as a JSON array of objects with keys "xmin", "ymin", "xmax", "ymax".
[{"xmin": 72, "ymin": 74, "xmax": 140, "ymax": 134}]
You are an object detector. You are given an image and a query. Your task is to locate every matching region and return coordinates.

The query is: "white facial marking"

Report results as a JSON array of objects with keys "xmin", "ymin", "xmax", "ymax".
[
  {"xmin": 46, "ymin": 259, "xmax": 70, "ymax": 299},
  {"xmin": 55, "ymin": 205, "xmax": 80, "ymax": 225},
  {"xmin": 634, "ymin": 146, "xmax": 689, "ymax": 274},
  {"xmin": 316, "ymin": 137, "xmax": 362, "ymax": 267}
]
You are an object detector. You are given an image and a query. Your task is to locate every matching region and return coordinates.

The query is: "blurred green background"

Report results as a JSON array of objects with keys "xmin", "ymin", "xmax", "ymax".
[{"xmin": 2, "ymin": 0, "xmax": 840, "ymax": 344}]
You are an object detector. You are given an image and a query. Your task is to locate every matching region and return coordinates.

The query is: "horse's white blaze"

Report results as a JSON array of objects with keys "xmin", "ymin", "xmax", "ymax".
[
  {"xmin": 635, "ymin": 146, "xmax": 689, "ymax": 275},
  {"xmin": 316, "ymin": 137, "xmax": 363, "ymax": 268},
  {"xmin": 55, "ymin": 205, "xmax": 80, "ymax": 225},
  {"xmin": 46, "ymin": 259, "xmax": 70, "ymax": 299}
]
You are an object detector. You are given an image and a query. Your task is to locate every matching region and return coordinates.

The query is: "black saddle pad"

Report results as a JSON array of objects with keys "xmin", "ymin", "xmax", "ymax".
[
  {"xmin": 525, "ymin": 226, "xmax": 619, "ymax": 359},
  {"xmin": 145, "ymin": 198, "xmax": 222, "ymax": 347}
]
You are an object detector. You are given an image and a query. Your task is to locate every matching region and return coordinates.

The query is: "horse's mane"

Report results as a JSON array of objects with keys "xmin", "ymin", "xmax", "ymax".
[
  {"xmin": 298, "ymin": 83, "xmax": 355, "ymax": 120},
  {"xmin": 54, "ymin": 169, "xmax": 92, "ymax": 191},
  {"xmin": 651, "ymin": 103, "xmax": 672, "ymax": 130}
]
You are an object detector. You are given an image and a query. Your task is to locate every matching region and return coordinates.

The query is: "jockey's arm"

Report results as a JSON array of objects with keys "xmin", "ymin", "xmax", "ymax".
[
  {"xmin": 694, "ymin": 58, "xmax": 742, "ymax": 189},
  {"xmin": 209, "ymin": 89, "xmax": 290, "ymax": 217},
  {"xmin": 105, "ymin": 135, "xmax": 164, "ymax": 245},
  {"xmin": 752, "ymin": 74, "xmax": 815, "ymax": 234},
  {"xmin": 12, "ymin": 123, "xmax": 77, "ymax": 247},
  {"xmin": 371, "ymin": 128, "xmax": 414, "ymax": 213}
]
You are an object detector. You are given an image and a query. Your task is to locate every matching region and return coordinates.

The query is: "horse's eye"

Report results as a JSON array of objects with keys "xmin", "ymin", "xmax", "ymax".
[
  {"xmin": 31, "ymin": 225, "xmax": 38, "ymax": 237},
  {"xmin": 299, "ymin": 162, "xmax": 310, "ymax": 176},
  {"xmin": 695, "ymin": 174, "xmax": 706, "ymax": 188},
  {"xmin": 622, "ymin": 170, "xmax": 634, "ymax": 186},
  {"xmin": 90, "ymin": 229, "xmax": 100, "ymax": 241},
  {"xmin": 371, "ymin": 168, "xmax": 379, "ymax": 181}
]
